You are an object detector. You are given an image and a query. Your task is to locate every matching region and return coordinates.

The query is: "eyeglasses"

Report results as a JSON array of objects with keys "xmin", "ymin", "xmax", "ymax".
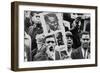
[
  {"xmin": 46, "ymin": 41, "xmax": 55, "ymax": 44},
  {"xmin": 82, "ymin": 38, "xmax": 89, "ymax": 41}
]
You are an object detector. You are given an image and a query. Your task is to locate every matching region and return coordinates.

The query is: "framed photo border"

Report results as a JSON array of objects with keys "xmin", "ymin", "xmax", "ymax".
[{"xmin": 11, "ymin": 1, "xmax": 98, "ymax": 71}]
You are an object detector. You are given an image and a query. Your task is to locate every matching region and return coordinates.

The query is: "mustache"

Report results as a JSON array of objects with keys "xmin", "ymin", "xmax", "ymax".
[
  {"xmin": 83, "ymin": 43, "xmax": 89, "ymax": 45},
  {"xmin": 68, "ymin": 42, "xmax": 71, "ymax": 44},
  {"xmin": 67, "ymin": 41, "xmax": 72, "ymax": 44}
]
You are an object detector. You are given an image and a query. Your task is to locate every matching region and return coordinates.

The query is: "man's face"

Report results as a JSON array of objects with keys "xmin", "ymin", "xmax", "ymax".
[
  {"xmin": 47, "ymin": 16, "xmax": 58, "ymax": 30},
  {"xmin": 45, "ymin": 37, "xmax": 55, "ymax": 46},
  {"xmin": 66, "ymin": 36, "xmax": 73, "ymax": 48},
  {"xmin": 81, "ymin": 34, "xmax": 90, "ymax": 49},
  {"xmin": 32, "ymin": 14, "xmax": 41, "ymax": 24},
  {"xmin": 25, "ymin": 11, "xmax": 30, "ymax": 18},
  {"xmin": 45, "ymin": 37, "xmax": 55, "ymax": 60}
]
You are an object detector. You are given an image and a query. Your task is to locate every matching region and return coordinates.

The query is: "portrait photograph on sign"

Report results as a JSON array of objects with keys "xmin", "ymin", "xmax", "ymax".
[{"xmin": 11, "ymin": 2, "xmax": 97, "ymax": 71}]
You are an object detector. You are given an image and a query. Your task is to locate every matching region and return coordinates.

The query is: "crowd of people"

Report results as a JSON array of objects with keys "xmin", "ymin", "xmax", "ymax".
[{"xmin": 24, "ymin": 11, "xmax": 91, "ymax": 61}]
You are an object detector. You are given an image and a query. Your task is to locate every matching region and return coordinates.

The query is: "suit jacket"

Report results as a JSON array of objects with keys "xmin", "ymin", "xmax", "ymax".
[
  {"xmin": 34, "ymin": 50, "xmax": 60, "ymax": 61},
  {"xmin": 71, "ymin": 47, "xmax": 84, "ymax": 59}
]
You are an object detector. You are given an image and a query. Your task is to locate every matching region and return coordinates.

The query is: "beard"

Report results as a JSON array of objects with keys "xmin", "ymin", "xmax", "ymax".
[
  {"xmin": 82, "ymin": 43, "xmax": 89, "ymax": 50},
  {"xmin": 67, "ymin": 45, "xmax": 71, "ymax": 49}
]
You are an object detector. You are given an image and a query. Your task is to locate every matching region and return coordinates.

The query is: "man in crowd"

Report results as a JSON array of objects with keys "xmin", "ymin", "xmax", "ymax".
[
  {"xmin": 65, "ymin": 31, "xmax": 74, "ymax": 59},
  {"xmin": 70, "ymin": 16, "xmax": 81, "ymax": 49},
  {"xmin": 57, "ymin": 31, "xmax": 74, "ymax": 60},
  {"xmin": 28, "ymin": 12, "xmax": 43, "ymax": 61},
  {"xmin": 24, "ymin": 11, "xmax": 31, "ymax": 34},
  {"xmin": 71, "ymin": 31, "xmax": 90, "ymax": 59},
  {"xmin": 34, "ymin": 35, "xmax": 60, "ymax": 61}
]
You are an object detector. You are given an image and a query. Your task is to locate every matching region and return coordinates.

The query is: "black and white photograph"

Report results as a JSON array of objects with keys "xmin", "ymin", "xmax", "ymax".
[
  {"xmin": 55, "ymin": 32, "xmax": 65, "ymax": 46},
  {"xmin": 24, "ymin": 11, "xmax": 91, "ymax": 61},
  {"xmin": 11, "ymin": 2, "xmax": 97, "ymax": 71}
]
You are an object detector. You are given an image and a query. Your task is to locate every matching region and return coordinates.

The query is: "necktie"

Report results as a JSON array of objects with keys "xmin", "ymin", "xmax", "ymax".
[{"xmin": 84, "ymin": 50, "xmax": 86, "ymax": 59}]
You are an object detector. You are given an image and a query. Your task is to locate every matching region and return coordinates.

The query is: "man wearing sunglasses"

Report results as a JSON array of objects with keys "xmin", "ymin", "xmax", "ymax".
[{"xmin": 71, "ymin": 31, "xmax": 90, "ymax": 59}]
